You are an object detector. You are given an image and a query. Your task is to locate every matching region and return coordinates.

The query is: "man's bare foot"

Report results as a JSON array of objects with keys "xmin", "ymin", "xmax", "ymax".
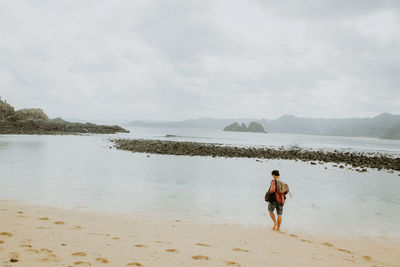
[
  {"xmin": 276, "ymin": 227, "xmax": 280, "ymax": 232},
  {"xmin": 272, "ymin": 223, "xmax": 277, "ymax": 230}
]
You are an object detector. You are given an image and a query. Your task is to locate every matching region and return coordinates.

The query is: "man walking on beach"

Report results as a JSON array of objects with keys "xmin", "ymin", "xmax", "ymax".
[{"xmin": 267, "ymin": 170, "xmax": 288, "ymax": 231}]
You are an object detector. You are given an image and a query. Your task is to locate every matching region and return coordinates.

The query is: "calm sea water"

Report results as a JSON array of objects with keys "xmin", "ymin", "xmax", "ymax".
[{"xmin": 0, "ymin": 127, "xmax": 399, "ymax": 240}]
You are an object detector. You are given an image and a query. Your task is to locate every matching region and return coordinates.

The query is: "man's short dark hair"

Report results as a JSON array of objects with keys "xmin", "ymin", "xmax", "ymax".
[{"xmin": 271, "ymin": 170, "xmax": 280, "ymax": 176}]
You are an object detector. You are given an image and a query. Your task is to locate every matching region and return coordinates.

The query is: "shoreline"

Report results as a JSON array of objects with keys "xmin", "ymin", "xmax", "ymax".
[
  {"xmin": 112, "ymin": 139, "xmax": 400, "ymax": 172},
  {"xmin": 1, "ymin": 201, "xmax": 399, "ymax": 266}
]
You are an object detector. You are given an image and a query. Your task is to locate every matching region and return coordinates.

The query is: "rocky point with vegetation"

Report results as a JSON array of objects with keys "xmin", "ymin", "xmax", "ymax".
[{"xmin": 0, "ymin": 99, "xmax": 128, "ymax": 135}]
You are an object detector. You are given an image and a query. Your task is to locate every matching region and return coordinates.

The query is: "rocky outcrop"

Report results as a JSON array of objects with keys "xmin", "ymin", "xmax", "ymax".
[
  {"xmin": 224, "ymin": 122, "xmax": 246, "ymax": 132},
  {"xmin": 112, "ymin": 139, "xmax": 400, "ymax": 172},
  {"xmin": 248, "ymin": 121, "xmax": 266, "ymax": 133},
  {"xmin": 223, "ymin": 121, "xmax": 266, "ymax": 133},
  {"xmin": 0, "ymin": 100, "xmax": 14, "ymax": 121},
  {"xmin": 7, "ymin": 108, "xmax": 49, "ymax": 122},
  {"xmin": 0, "ymin": 99, "xmax": 129, "ymax": 135}
]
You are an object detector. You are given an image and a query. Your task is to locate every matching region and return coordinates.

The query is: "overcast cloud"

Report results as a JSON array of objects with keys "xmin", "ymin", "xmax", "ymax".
[{"xmin": 0, "ymin": 0, "xmax": 399, "ymax": 122}]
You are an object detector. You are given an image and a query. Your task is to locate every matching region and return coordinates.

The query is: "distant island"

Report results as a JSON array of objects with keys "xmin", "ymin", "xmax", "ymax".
[
  {"xmin": 223, "ymin": 121, "xmax": 266, "ymax": 133},
  {"xmin": 128, "ymin": 113, "xmax": 400, "ymax": 140},
  {"xmin": 0, "ymin": 99, "xmax": 129, "ymax": 135}
]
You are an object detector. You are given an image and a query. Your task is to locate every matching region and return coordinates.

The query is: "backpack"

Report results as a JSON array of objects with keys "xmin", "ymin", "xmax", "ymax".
[{"xmin": 276, "ymin": 180, "xmax": 289, "ymax": 194}]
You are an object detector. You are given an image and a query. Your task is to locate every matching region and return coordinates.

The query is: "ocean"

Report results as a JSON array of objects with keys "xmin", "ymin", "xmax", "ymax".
[{"xmin": 1, "ymin": 127, "xmax": 399, "ymax": 240}]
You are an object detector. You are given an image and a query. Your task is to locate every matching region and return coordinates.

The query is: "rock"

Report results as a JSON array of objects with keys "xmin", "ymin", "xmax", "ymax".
[
  {"xmin": 0, "ymin": 99, "xmax": 15, "ymax": 121},
  {"xmin": 0, "ymin": 100, "xmax": 129, "ymax": 135},
  {"xmin": 111, "ymin": 139, "xmax": 400, "ymax": 172},
  {"xmin": 223, "ymin": 121, "xmax": 266, "ymax": 133},
  {"xmin": 223, "ymin": 122, "xmax": 243, "ymax": 132},
  {"xmin": 10, "ymin": 258, "xmax": 19, "ymax": 262},
  {"xmin": 51, "ymin": 117, "xmax": 67, "ymax": 123},
  {"xmin": 7, "ymin": 108, "xmax": 49, "ymax": 122},
  {"xmin": 247, "ymin": 121, "xmax": 266, "ymax": 133}
]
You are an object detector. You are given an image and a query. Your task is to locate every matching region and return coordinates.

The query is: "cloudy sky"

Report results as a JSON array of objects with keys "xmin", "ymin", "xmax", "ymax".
[{"xmin": 0, "ymin": 0, "xmax": 399, "ymax": 122}]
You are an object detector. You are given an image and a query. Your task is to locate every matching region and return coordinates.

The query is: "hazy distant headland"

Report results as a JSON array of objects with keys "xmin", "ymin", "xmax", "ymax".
[
  {"xmin": 0, "ymin": 99, "xmax": 128, "ymax": 135},
  {"xmin": 129, "ymin": 113, "xmax": 400, "ymax": 140}
]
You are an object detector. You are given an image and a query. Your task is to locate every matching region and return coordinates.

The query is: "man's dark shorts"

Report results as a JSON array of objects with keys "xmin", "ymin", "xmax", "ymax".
[{"xmin": 268, "ymin": 202, "xmax": 283, "ymax": 215}]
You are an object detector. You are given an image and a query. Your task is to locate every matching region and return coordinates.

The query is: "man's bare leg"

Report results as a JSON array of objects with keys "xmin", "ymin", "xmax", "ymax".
[
  {"xmin": 276, "ymin": 215, "xmax": 282, "ymax": 231},
  {"xmin": 269, "ymin": 211, "xmax": 277, "ymax": 230}
]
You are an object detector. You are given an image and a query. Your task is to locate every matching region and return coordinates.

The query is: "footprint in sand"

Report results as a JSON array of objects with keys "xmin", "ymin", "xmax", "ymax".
[
  {"xmin": 54, "ymin": 221, "xmax": 65, "ymax": 225},
  {"xmin": 233, "ymin": 248, "xmax": 249, "ymax": 253},
  {"xmin": 40, "ymin": 248, "xmax": 53, "ymax": 253},
  {"xmin": 95, "ymin": 257, "xmax": 109, "ymax": 263},
  {"xmin": 74, "ymin": 225, "xmax": 82, "ymax": 229},
  {"xmin": 39, "ymin": 217, "xmax": 49, "ymax": 220},
  {"xmin": 300, "ymin": 239, "xmax": 312, "ymax": 244},
  {"xmin": 362, "ymin": 256, "xmax": 372, "ymax": 262},
  {"xmin": 322, "ymin": 242, "xmax": 334, "ymax": 247},
  {"xmin": 74, "ymin": 261, "xmax": 92, "ymax": 266},
  {"xmin": 0, "ymin": 232, "xmax": 12, "ymax": 237},
  {"xmin": 112, "ymin": 237, "xmax": 120, "ymax": 240},
  {"xmin": 0, "ymin": 240, "xmax": 4, "ymax": 244},
  {"xmin": 192, "ymin": 255, "xmax": 209, "ymax": 260},
  {"xmin": 17, "ymin": 211, "xmax": 24, "ymax": 214},
  {"xmin": 19, "ymin": 244, "xmax": 32, "ymax": 248},
  {"xmin": 225, "ymin": 260, "xmax": 241, "ymax": 266},
  {"xmin": 337, "ymin": 248, "xmax": 353, "ymax": 254},
  {"xmin": 134, "ymin": 244, "xmax": 147, "ymax": 248},
  {"xmin": 9, "ymin": 252, "xmax": 20, "ymax": 262},
  {"xmin": 39, "ymin": 253, "xmax": 62, "ymax": 262},
  {"xmin": 126, "ymin": 263, "xmax": 142, "ymax": 266},
  {"xmin": 165, "ymin": 249, "xmax": 179, "ymax": 253},
  {"xmin": 289, "ymin": 234, "xmax": 298, "ymax": 238},
  {"xmin": 195, "ymin": 243, "xmax": 211, "ymax": 247},
  {"xmin": 25, "ymin": 248, "xmax": 40, "ymax": 253},
  {"xmin": 72, "ymin": 252, "xmax": 87, "ymax": 256}
]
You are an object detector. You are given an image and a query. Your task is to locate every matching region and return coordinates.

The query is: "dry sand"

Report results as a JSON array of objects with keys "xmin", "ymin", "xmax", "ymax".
[{"xmin": 1, "ymin": 200, "xmax": 399, "ymax": 267}]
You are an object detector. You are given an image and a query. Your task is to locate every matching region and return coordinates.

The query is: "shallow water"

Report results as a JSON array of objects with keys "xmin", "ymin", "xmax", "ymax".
[{"xmin": 0, "ymin": 129, "xmax": 399, "ymax": 240}]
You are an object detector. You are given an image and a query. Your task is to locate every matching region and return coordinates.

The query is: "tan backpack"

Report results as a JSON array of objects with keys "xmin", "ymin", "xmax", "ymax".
[{"xmin": 276, "ymin": 180, "xmax": 289, "ymax": 193}]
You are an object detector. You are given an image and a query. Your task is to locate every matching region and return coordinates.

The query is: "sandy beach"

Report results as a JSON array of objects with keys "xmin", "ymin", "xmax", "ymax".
[{"xmin": 1, "ymin": 201, "xmax": 399, "ymax": 266}]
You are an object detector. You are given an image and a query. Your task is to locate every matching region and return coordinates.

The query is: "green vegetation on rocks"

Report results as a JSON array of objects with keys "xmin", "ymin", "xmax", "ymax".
[{"xmin": 0, "ymin": 99, "xmax": 129, "ymax": 135}]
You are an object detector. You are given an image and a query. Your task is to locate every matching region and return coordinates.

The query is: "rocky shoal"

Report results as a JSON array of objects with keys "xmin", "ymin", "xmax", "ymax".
[{"xmin": 111, "ymin": 139, "xmax": 400, "ymax": 172}]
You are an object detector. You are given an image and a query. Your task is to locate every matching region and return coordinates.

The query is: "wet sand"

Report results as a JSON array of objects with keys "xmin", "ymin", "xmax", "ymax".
[{"xmin": 1, "ymin": 201, "xmax": 399, "ymax": 266}]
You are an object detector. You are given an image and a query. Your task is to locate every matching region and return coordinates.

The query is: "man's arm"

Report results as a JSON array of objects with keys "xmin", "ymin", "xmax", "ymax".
[{"xmin": 269, "ymin": 180, "xmax": 276, "ymax": 193}]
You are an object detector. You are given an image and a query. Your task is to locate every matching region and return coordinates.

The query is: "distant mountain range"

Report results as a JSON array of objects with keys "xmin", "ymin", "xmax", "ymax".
[{"xmin": 127, "ymin": 113, "xmax": 400, "ymax": 140}]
